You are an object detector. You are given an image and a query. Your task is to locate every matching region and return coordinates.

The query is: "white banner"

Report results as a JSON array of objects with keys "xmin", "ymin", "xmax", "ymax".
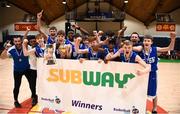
[{"xmin": 37, "ymin": 58, "xmax": 149, "ymax": 114}]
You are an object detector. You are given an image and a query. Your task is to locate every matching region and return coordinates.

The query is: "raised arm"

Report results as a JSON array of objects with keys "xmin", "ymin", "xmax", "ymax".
[
  {"xmin": 37, "ymin": 10, "xmax": 48, "ymax": 41},
  {"xmin": 0, "ymin": 41, "xmax": 11, "ymax": 59},
  {"xmin": 22, "ymin": 39, "xmax": 35, "ymax": 56},
  {"xmin": 157, "ymin": 32, "xmax": 176, "ymax": 52},
  {"xmin": 0, "ymin": 49, "xmax": 9, "ymax": 59},
  {"xmin": 72, "ymin": 24, "xmax": 89, "ymax": 36},
  {"xmin": 0, "ymin": 47, "xmax": 10, "ymax": 59},
  {"xmin": 118, "ymin": 26, "xmax": 127, "ymax": 38},
  {"xmin": 74, "ymin": 37, "xmax": 89, "ymax": 54},
  {"xmin": 23, "ymin": 27, "xmax": 30, "ymax": 39},
  {"xmin": 133, "ymin": 45, "xmax": 143, "ymax": 52},
  {"xmin": 105, "ymin": 49, "xmax": 120, "ymax": 61}
]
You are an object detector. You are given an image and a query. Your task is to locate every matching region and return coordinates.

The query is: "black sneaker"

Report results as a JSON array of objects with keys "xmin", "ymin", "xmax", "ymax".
[
  {"xmin": 32, "ymin": 95, "xmax": 38, "ymax": 107},
  {"xmin": 14, "ymin": 101, "xmax": 21, "ymax": 108},
  {"xmin": 152, "ymin": 110, "xmax": 157, "ymax": 114}
]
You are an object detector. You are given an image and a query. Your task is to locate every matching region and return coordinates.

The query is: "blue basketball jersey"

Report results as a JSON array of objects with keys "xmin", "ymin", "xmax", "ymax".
[
  {"xmin": 141, "ymin": 47, "xmax": 158, "ymax": 96},
  {"xmin": 47, "ymin": 35, "xmax": 56, "ymax": 44},
  {"xmin": 64, "ymin": 39, "xmax": 79, "ymax": 59},
  {"xmin": 79, "ymin": 43, "xmax": 89, "ymax": 58},
  {"xmin": 72, "ymin": 44, "xmax": 79, "ymax": 59},
  {"xmin": 104, "ymin": 47, "xmax": 119, "ymax": 56},
  {"xmin": 140, "ymin": 46, "xmax": 158, "ymax": 71},
  {"xmin": 80, "ymin": 43, "xmax": 88, "ymax": 49},
  {"xmin": 133, "ymin": 42, "xmax": 143, "ymax": 56},
  {"xmin": 88, "ymin": 47, "xmax": 104, "ymax": 60},
  {"xmin": 120, "ymin": 51, "xmax": 137, "ymax": 63},
  {"xmin": 65, "ymin": 39, "xmax": 72, "ymax": 45},
  {"xmin": 35, "ymin": 45, "xmax": 44, "ymax": 57},
  {"xmin": 8, "ymin": 46, "xmax": 30, "ymax": 71}
]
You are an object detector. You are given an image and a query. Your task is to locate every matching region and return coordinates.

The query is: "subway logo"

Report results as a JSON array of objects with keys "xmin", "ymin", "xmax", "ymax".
[{"xmin": 47, "ymin": 68, "xmax": 135, "ymax": 88}]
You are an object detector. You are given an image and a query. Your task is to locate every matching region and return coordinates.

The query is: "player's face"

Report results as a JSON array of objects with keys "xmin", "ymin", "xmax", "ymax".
[
  {"xmin": 130, "ymin": 34, "xmax": 139, "ymax": 43},
  {"xmin": 68, "ymin": 33, "xmax": 74, "ymax": 38},
  {"xmin": 49, "ymin": 29, "xmax": 57, "ymax": 37},
  {"xmin": 123, "ymin": 45, "xmax": 132, "ymax": 55},
  {"xmin": 57, "ymin": 35, "xmax": 65, "ymax": 42},
  {"xmin": 143, "ymin": 39, "xmax": 152, "ymax": 48},
  {"xmin": 108, "ymin": 44, "xmax": 114, "ymax": 52},
  {"xmin": 29, "ymin": 39, "xmax": 36, "ymax": 47},
  {"xmin": 91, "ymin": 40, "xmax": 97, "ymax": 47},
  {"xmin": 36, "ymin": 37, "xmax": 44, "ymax": 44},
  {"xmin": 13, "ymin": 37, "xmax": 22, "ymax": 49},
  {"xmin": 83, "ymin": 39, "xmax": 89, "ymax": 46}
]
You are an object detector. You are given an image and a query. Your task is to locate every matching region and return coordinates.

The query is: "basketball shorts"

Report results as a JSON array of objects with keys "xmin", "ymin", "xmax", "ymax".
[{"xmin": 147, "ymin": 71, "xmax": 157, "ymax": 97}]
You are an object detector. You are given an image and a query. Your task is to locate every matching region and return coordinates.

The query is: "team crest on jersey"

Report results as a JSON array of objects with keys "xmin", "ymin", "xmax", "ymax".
[{"xmin": 145, "ymin": 57, "xmax": 155, "ymax": 63}]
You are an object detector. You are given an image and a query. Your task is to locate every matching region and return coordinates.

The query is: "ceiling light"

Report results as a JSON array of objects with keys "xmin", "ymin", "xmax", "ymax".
[
  {"xmin": 124, "ymin": 0, "xmax": 128, "ymax": 3},
  {"xmin": 62, "ymin": 0, "xmax": 66, "ymax": 4},
  {"xmin": 6, "ymin": 4, "xmax": 11, "ymax": 7},
  {"xmin": 0, "ymin": 0, "xmax": 11, "ymax": 8}
]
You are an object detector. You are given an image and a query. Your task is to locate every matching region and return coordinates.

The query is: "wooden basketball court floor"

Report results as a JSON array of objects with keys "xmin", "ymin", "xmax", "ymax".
[{"xmin": 0, "ymin": 58, "xmax": 180, "ymax": 114}]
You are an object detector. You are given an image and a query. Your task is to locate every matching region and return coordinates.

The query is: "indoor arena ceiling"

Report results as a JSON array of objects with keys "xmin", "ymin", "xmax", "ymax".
[{"xmin": 6, "ymin": 0, "xmax": 180, "ymax": 26}]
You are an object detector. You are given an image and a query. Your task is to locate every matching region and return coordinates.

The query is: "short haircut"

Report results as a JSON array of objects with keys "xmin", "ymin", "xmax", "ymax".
[
  {"xmin": 35, "ymin": 34, "xmax": 42, "ymax": 39},
  {"xmin": 130, "ymin": 32, "xmax": 140, "ymax": 38},
  {"xmin": 28, "ymin": 35, "xmax": 36, "ymax": 40},
  {"xmin": 73, "ymin": 33, "xmax": 81, "ymax": 39},
  {"xmin": 144, "ymin": 34, "xmax": 153, "ymax": 41},
  {"xmin": 57, "ymin": 30, "xmax": 65, "ymax": 36},
  {"xmin": 13, "ymin": 35, "xmax": 22, "ymax": 40},
  {"xmin": 109, "ymin": 40, "xmax": 116, "ymax": 45},
  {"xmin": 87, "ymin": 36, "xmax": 97, "ymax": 42},
  {"xmin": 122, "ymin": 40, "xmax": 133, "ymax": 46},
  {"xmin": 49, "ymin": 26, "xmax": 57, "ymax": 31},
  {"xmin": 68, "ymin": 30, "xmax": 74, "ymax": 34},
  {"xmin": 106, "ymin": 30, "xmax": 115, "ymax": 37},
  {"xmin": 82, "ymin": 35, "xmax": 89, "ymax": 41}
]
